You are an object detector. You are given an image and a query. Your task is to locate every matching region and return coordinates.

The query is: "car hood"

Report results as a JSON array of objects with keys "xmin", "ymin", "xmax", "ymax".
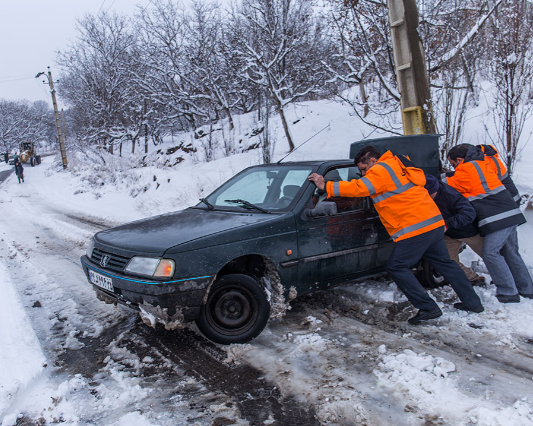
[{"xmin": 95, "ymin": 208, "xmax": 277, "ymax": 256}]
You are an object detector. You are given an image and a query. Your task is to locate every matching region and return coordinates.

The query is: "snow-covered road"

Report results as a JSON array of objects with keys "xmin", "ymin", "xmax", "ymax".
[
  {"xmin": 1, "ymin": 156, "xmax": 533, "ymax": 426},
  {"xmin": 0, "ymin": 159, "xmax": 252, "ymax": 425}
]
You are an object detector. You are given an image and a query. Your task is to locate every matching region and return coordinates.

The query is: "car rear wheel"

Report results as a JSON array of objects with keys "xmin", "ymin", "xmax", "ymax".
[
  {"xmin": 416, "ymin": 259, "xmax": 447, "ymax": 289},
  {"xmin": 196, "ymin": 274, "xmax": 270, "ymax": 344}
]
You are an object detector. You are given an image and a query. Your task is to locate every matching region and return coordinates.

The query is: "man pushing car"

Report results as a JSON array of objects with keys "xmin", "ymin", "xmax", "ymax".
[{"xmin": 308, "ymin": 145, "xmax": 483, "ymax": 324}]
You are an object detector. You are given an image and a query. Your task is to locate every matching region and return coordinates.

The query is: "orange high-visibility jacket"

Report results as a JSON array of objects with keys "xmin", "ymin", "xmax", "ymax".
[
  {"xmin": 444, "ymin": 145, "xmax": 524, "ymax": 236},
  {"xmin": 325, "ymin": 151, "xmax": 444, "ymax": 242},
  {"xmin": 479, "ymin": 144, "xmax": 520, "ymax": 204},
  {"xmin": 481, "ymin": 144, "xmax": 508, "ymax": 178},
  {"xmin": 443, "ymin": 159, "xmax": 504, "ymax": 200}
]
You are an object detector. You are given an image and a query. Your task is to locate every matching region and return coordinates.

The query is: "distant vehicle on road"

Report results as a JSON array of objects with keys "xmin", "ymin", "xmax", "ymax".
[
  {"xmin": 8, "ymin": 154, "xmax": 18, "ymax": 165},
  {"xmin": 19, "ymin": 141, "xmax": 41, "ymax": 166}
]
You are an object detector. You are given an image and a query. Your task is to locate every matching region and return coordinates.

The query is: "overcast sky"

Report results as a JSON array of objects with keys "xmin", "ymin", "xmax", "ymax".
[{"xmin": 0, "ymin": 0, "xmax": 152, "ymax": 107}]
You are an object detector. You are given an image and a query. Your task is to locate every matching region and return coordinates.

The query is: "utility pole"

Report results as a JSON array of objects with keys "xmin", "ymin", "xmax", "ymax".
[
  {"xmin": 388, "ymin": 0, "xmax": 436, "ymax": 135},
  {"xmin": 35, "ymin": 67, "xmax": 68, "ymax": 169},
  {"xmin": 61, "ymin": 109, "xmax": 68, "ymax": 145}
]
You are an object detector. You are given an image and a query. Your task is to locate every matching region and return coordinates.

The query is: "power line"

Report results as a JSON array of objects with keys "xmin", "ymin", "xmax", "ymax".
[
  {"xmin": 105, "ymin": 0, "xmax": 116, "ymax": 14},
  {"xmin": 98, "ymin": 0, "xmax": 107, "ymax": 14},
  {"xmin": 35, "ymin": 77, "xmax": 52, "ymax": 99},
  {"xmin": 0, "ymin": 75, "xmax": 35, "ymax": 83}
]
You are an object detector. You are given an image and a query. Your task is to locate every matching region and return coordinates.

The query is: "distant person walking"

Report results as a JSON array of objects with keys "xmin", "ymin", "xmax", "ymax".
[{"xmin": 14, "ymin": 159, "xmax": 24, "ymax": 183}]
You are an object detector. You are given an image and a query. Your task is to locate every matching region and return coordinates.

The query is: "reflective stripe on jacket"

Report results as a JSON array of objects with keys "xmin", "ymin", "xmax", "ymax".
[
  {"xmin": 325, "ymin": 151, "xmax": 444, "ymax": 242},
  {"xmin": 444, "ymin": 145, "xmax": 525, "ymax": 236},
  {"xmin": 479, "ymin": 144, "xmax": 520, "ymax": 205}
]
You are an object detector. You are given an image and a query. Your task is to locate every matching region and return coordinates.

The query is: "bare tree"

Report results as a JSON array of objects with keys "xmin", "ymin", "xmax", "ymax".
[
  {"xmin": 325, "ymin": 0, "xmax": 402, "ymax": 134},
  {"xmin": 136, "ymin": 0, "xmax": 208, "ymax": 132},
  {"xmin": 418, "ymin": 0, "xmax": 493, "ymax": 159},
  {"xmin": 234, "ymin": 0, "xmax": 331, "ymax": 151},
  {"xmin": 57, "ymin": 11, "xmax": 139, "ymax": 153},
  {"xmin": 482, "ymin": 0, "xmax": 533, "ymax": 173},
  {"xmin": 0, "ymin": 100, "xmax": 53, "ymax": 153},
  {"xmin": 185, "ymin": 1, "xmax": 239, "ymax": 131},
  {"xmin": 326, "ymin": 0, "xmax": 504, "ymax": 142}
]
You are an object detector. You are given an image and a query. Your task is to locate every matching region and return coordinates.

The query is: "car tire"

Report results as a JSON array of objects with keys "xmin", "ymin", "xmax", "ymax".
[
  {"xmin": 416, "ymin": 259, "xmax": 447, "ymax": 289},
  {"xmin": 36, "ymin": 155, "xmax": 41, "ymax": 165},
  {"xmin": 30, "ymin": 157, "xmax": 36, "ymax": 167},
  {"xmin": 195, "ymin": 274, "xmax": 270, "ymax": 344}
]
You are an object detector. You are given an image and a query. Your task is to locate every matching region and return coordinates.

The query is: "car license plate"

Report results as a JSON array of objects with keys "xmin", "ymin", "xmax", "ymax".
[{"xmin": 88, "ymin": 270, "xmax": 114, "ymax": 291}]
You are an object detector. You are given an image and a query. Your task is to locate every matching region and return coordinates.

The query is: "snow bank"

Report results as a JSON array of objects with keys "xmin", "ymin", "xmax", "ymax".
[{"xmin": 0, "ymin": 262, "xmax": 46, "ymax": 417}]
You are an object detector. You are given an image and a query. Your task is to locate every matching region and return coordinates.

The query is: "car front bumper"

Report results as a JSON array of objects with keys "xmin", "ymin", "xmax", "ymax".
[{"xmin": 80, "ymin": 255, "xmax": 214, "ymax": 326}]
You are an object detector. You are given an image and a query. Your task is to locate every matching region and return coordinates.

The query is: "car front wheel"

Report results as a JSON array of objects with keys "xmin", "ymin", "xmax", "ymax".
[{"xmin": 195, "ymin": 274, "xmax": 270, "ymax": 344}]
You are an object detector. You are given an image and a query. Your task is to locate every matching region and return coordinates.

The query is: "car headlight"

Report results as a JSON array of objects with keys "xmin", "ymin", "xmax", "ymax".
[
  {"xmin": 86, "ymin": 238, "xmax": 95, "ymax": 258},
  {"xmin": 125, "ymin": 257, "xmax": 175, "ymax": 278}
]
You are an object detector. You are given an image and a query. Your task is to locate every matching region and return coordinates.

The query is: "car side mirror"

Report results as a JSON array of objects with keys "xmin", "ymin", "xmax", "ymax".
[{"xmin": 305, "ymin": 201, "xmax": 338, "ymax": 218}]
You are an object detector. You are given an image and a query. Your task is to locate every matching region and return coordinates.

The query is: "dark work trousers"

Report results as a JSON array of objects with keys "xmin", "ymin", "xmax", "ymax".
[{"xmin": 387, "ymin": 227, "xmax": 482, "ymax": 311}]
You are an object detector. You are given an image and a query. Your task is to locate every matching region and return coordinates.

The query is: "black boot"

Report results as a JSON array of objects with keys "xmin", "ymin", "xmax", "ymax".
[
  {"xmin": 496, "ymin": 294, "xmax": 520, "ymax": 303},
  {"xmin": 454, "ymin": 303, "xmax": 484, "ymax": 313},
  {"xmin": 408, "ymin": 306, "xmax": 442, "ymax": 324}
]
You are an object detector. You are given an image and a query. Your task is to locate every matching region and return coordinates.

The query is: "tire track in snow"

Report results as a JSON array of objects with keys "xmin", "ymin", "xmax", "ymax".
[{"xmin": 125, "ymin": 324, "xmax": 321, "ymax": 426}]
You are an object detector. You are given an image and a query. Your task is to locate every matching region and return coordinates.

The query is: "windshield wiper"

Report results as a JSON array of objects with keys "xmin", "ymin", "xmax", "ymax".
[
  {"xmin": 224, "ymin": 199, "xmax": 270, "ymax": 213},
  {"xmin": 199, "ymin": 198, "xmax": 215, "ymax": 210}
]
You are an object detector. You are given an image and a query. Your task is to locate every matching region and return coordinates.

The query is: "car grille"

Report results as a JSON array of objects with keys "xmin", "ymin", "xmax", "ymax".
[{"xmin": 91, "ymin": 248, "xmax": 130, "ymax": 272}]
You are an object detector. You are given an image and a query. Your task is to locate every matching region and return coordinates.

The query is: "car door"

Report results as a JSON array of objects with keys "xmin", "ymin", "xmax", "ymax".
[{"xmin": 295, "ymin": 166, "xmax": 386, "ymax": 290}]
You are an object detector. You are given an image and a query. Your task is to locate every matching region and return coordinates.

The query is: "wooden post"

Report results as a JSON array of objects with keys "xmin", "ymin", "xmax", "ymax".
[{"xmin": 45, "ymin": 67, "xmax": 68, "ymax": 168}]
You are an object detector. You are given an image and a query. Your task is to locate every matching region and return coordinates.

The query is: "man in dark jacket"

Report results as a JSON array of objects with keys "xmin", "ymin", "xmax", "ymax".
[
  {"xmin": 424, "ymin": 175, "xmax": 484, "ymax": 286},
  {"xmin": 446, "ymin": 144, "xmax": 532, "ymax": 303},
  {"xmin": 14, "ymin": 159, "xmax": 24, "ymax": 183}
]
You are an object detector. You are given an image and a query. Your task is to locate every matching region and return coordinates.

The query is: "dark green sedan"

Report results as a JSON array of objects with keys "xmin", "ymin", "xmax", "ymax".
[{"xmin": 81, "ymin": 136, "xmax": 440, "ymax": 344}]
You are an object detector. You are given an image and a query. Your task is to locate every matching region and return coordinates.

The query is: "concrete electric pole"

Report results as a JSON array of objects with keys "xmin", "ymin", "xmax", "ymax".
[
  {"xmin": 36, "ymin": 67, "xmax": 68, "ymax": 169},
  {"xmin": 388, "ymin": 0, "xmax": 436, "ymax": 135}
]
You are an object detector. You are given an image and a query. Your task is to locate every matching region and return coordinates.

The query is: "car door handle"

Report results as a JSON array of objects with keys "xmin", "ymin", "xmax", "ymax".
[{"xmin": 362, "ymin": 224, "xmax": 375, "ymax": 238}]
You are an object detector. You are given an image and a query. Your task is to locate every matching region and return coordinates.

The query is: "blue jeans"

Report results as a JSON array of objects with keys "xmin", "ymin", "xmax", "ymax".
[
  {"xmin": 481, "ymin": 225, "xmax": 533, "ymax": 296},
  {"xmin": 387, "ymin": 227, "xmax": 482, "ymax": 311}
]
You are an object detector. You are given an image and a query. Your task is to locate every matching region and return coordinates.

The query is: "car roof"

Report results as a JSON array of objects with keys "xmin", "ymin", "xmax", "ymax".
[{"xmin": 255, "ymin": 159, "xmax": 354, "ymax": 167}]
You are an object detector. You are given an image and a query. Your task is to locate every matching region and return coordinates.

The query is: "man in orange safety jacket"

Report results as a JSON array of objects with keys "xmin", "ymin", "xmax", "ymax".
[
  {"xmin": 308, "ymin": 145, "xmax": 483, "ymax": 324},
  {"xmin": 445, "ymin": 144, "xmax": 532, "ymax": 303},
  {"xmin": 479, "ymin": 144, "xmax": 520, "ymax": 206}
]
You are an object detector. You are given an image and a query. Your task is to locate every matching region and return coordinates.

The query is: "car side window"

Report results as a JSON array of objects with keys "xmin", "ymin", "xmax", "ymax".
[
  {"xmin": 275, "ymin": 169, "xmax": 311, "ymax": 207},
  {"xmin": 310, "ymin": 166, "xmax": 370, "ymax": 213},
  {"xmin": 209, "ymin": 166, "xmax": 313, "ymax": 211}
]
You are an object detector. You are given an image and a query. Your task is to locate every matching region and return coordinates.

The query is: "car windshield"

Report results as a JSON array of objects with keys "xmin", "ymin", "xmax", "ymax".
[{"xmin": 202, "ymin": 165, "xmax": 314, "ymax": 212}]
